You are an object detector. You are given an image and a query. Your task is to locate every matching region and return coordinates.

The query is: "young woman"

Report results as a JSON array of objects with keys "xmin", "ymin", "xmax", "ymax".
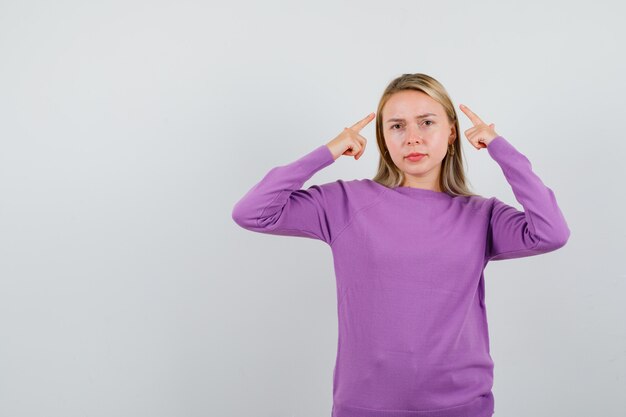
[{"xmin": 231, "ymin": 73, "xmax": 570, "ymax": 417}]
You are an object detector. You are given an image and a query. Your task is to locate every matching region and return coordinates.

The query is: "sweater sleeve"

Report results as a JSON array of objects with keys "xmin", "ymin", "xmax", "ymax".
[
  {"xmin": 484, "ymin": 136, "xmax": 571, "ymax": 261},
  {"xmin": 231, "ymin": 144, "xmax": 348, "ymax": 245}
]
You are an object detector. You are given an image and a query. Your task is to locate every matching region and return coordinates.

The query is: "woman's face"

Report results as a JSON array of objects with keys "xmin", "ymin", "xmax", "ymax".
[{"xmin": 382, "ymin": 90, "xmax": 456, "ymax": 188}]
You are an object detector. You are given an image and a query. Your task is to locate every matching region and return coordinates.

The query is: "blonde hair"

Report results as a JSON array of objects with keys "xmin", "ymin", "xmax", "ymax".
[{"xmin": 372, "ymin": 73, "xmax": 481, "ymax": 198}]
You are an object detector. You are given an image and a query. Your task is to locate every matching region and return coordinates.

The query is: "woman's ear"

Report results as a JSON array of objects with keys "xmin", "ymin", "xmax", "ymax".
[{"xmin": 449, "ymin": 124, "xmax": 457, "ymax": 142}]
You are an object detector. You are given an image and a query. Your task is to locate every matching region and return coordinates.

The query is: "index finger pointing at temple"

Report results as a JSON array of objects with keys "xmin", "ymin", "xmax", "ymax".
[
  {"xmin": 460, "ymin": 104, "xmax": 485, "ymax": 127},
  {"xmin": 349, "ymin": 112, "xmax": 375, "ymax": 132}
]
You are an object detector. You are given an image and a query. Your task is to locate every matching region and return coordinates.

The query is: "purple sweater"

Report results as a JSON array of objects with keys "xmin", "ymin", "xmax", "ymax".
[{"xmin": 231, "ymin": 136, "xmax": 570, "ymax": 417}]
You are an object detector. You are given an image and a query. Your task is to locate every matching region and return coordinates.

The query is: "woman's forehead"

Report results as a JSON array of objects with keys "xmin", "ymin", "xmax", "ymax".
[{"xmin": 384, "ymin": 91, "xmax": 443, "ymax": 117}]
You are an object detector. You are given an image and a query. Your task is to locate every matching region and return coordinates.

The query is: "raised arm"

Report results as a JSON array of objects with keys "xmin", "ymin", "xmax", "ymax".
[
  {"xmin": 231, "ymin": 144, "xmax": 343, "ymax": 243},
  {"xmin": 485, "ymin": 136, "xmax": 571, "ymax": 261},
  {"xmin": 232, "ymin": 112, "xmax": 376, "ymax": 245}
]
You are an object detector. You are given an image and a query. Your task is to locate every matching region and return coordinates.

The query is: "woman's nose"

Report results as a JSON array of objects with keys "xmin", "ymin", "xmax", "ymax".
[{"xmin": 406, "ymin": 125, "xmax": 423, "ymax": 144}]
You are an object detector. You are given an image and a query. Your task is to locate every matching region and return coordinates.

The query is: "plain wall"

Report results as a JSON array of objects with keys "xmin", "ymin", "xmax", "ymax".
[{"xmin": 0, "ymin": 1, "xmax": 624, "ymax": 416}]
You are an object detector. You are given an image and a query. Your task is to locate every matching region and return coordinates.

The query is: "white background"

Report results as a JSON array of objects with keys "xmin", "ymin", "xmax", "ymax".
[{"xmin": 0, "ymin": 1, "xmax": 624, "ymax": 416}]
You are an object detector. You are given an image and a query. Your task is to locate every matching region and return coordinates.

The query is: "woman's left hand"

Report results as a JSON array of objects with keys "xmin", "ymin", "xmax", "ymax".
[{"xmin": 459, "ymin": 104, "xmax": 499, "ymax": 149}]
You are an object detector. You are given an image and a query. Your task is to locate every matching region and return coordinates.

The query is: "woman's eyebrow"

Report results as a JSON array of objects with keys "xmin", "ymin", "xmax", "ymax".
[{"xmin": 385, "ymin": 113, "xmax": 437, "ymax": 123}]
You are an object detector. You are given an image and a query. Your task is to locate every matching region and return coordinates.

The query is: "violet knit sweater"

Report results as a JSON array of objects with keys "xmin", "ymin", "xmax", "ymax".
[{"xmin": 231, "ymin": 136, "xmax": 570, "ymax": 417}]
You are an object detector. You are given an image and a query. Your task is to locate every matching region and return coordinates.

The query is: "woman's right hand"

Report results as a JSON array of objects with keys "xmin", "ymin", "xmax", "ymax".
[{"xmin": 325, "ymin": 112, "xmax": 375, "ymax": 161}]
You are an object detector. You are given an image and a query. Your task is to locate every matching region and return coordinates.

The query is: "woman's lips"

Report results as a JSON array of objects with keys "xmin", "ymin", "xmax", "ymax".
[{"xmin": 405, "ymin": 154, "xmax": 426, "ymax": 162}]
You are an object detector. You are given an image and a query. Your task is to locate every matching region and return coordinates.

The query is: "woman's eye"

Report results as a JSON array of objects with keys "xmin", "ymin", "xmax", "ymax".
[{"xmin": 391, "ymin": 121, "xmax": 433, "ymax": 130}]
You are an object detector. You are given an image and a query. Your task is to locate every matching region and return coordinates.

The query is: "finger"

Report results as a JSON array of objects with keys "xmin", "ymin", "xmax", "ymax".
[
  {"xmin": 354, "ymin": 137, "xmax": 367, "ymax": 159},
  {"xmin": 349, "ymin": 112, "xmax": 376, "ymax": 132},
  {"xmin": 467, "ymin": 132, "xmax": 488, "ymax": 149},
  {"xmin": 345, "ymin": 140, "xmax": 361, "ymax": 157},
  {"xmin": 464, "ymin": 126, "xmax": 478, "ymax": 137},
  {"xmin": 459, "ymin": 104, "xmax": 485, "ymax": 127},
  {"xmin": 349, "ymin": 112, "xmax": 375, "ymax": 132},
  {"xmin": 353, "ymin": 138, "xmax": 365, "ymax": 158},
  {"xmin": 469, "ymin": 139, "xmax": 483, "ymax": 150}
]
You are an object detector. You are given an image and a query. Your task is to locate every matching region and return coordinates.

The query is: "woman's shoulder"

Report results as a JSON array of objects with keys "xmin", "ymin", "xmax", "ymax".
[
  {"xmin": 452, "ymin": 193, "xmax": 495, "ymax": 215},
  {"xmin": 310, "ymin": 178, "xmax": 388, "ymax": 210},
  {"xmin": 315, "ymin": 178, "xmax": 388, "ymax": 194}
]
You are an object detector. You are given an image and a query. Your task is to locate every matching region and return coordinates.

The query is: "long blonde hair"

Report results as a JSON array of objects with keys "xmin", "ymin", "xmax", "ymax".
[{"xmin": 372, "ymin": 73, "xmax": 481, "ymax": 198}]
